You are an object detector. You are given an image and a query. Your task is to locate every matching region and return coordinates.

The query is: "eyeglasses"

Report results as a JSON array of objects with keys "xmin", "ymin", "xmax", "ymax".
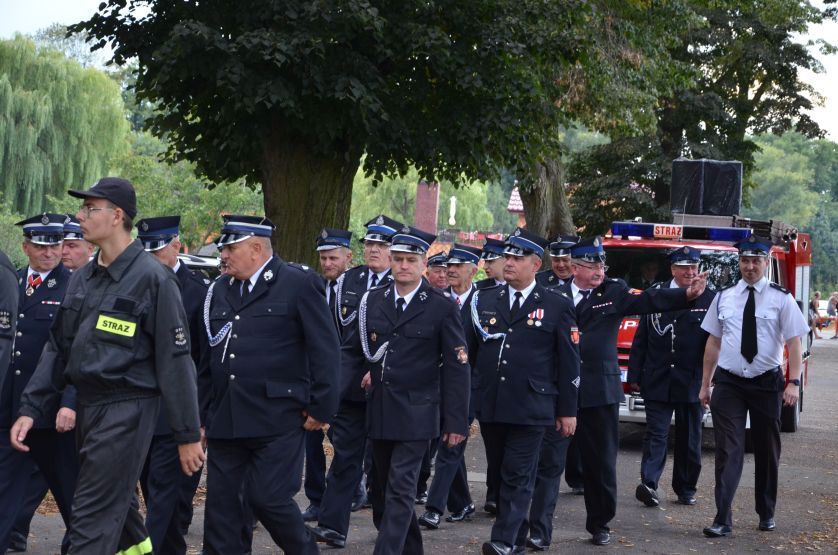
[
  {"xmin": 574, "ymin": 262, "xmax": 608, "ymax": 271},
  {"xmin": 79, "ymin": 206, "xmax": 116, "ymax": 217}
]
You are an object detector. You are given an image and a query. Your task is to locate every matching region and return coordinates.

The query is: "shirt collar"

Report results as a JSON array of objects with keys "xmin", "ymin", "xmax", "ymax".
[
  {"xmin": 508, "ymin": 279, "xmax": 537, "ymax": 303},
  {"xmin": 246, "ymin": 257, "xmax": 273, "ymax": 289},
  {"xmin": 27, "ymin": 267, "xmax": 52, "ymax": 281},
  {"xmin": 396, "ymin": 281, "xmax": 423, "ymax": 308},
  {"xmin": 88, "ymin": 240, "xmax": 144, "ymax": 282},
  {"xmin": 450, "ymin": 284, "xmax": 473, "ymax": 306},
  {"xmin": 172, "ymin": 260, "xmax": 182, "ymax": 274},
  {"xmin": 739, "ymin": 276, "xmax": 768, "ymax": 294}
]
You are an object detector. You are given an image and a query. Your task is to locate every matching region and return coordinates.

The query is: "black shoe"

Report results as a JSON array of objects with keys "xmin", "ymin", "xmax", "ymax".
[
  {"xmin": 415, "ymin": 490, "xmax": 428, "ymax": 505},
  {"xmin": 446, "ymin": 503, "xmax": 475, "ymax": 522},
  {"xmin": 309, "ymin": 525, "xmax": 347, "ymax": 548},
  {"xmin": 703, "ymin": 523, "xmax": 732, "ymax": 537},
  {"xmin": 301, "ymin": 504, "xmax": 320, "ymax": 522},
  {"xmin": 512, "ymin": 546, "xmax": 526, "ymax": 555},
  {"xmin": 482, "ymin": 541, "xmax": 513, "ymax": 555},
  {"xmin": 677, "ymin": 494, "xmax": 696, "ymax": 506},
  {"xmin": 418, "ymin": 510, "xmax": 442, "ymax": 529},
  {"xmin": 591, "ymin": 531, "xmax": 611, "ymax": 546},
  {"xmin": 483, "ymin": 500, "xmax": 498, "ymax": 515},
  {"xmin": 525, "ymin": 536, "xmax": 549, "ymax": 551},
  {"xmin": 8, "ymin": 534, "xmax": 27, "ymax": 552},
  {"xmin": 758, "ymin": 518, "xmax": 776, "ymax": 531},
  {"xmin": 350, "ymin": 494, "xmax": 368, "ymax": 512},
  {"xmin": 571, "ymin": 486, "xmax": 585, "ymax": 495},
  {"xmin": 635, "ymin": 483, "xmax": 660, "ymax": 507}
]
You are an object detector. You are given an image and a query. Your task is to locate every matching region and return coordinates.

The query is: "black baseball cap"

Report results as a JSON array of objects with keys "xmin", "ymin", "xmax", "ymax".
[{"xmin": 68, "ymin": 177, "xmax": 137, "ymax": 219}]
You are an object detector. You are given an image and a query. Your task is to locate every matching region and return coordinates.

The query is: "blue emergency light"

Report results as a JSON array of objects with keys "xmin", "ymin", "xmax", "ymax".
[{"xmin": 610, "ymin": 221, "xmax": 752, "ymax": 243}]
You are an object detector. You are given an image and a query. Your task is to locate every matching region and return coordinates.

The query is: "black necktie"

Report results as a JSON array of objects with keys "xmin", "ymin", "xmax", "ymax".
[
  {"xmin": 370, "ymin": 274, "xmax": 379, "ymax": 289},
  {"xmin": 396, "ymin": 297, "xmax": 406, "ymax": 317},
  {"xmin": 510, "ymin": 291, "xmax": 523, "ymax": 319},
  {"xmin": 741, "ymin": 285, "xmax": 758, "ymax": 363},
  {"xmin": 581, "ymin": 289, "xmax": 590, "ymax": 300},
  {"xmin": 328, "ymin": 281, "xmax": 337, "ymax": 312},
  {"xmin": 240, "ymin": 279, "xmax": 250, "ymax": 301}
]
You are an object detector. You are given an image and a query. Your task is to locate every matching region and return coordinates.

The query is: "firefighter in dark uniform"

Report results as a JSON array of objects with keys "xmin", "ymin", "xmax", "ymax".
[
  {"xmin": 475, "ymin": 238, "xmax": 506, "ymax": 291},
  {"xmin": 627, "ymin": 246, "xmax": 715, "ymax": 508},
  {"xmin": 521, "ymin": 235, "xmax": 585, "ymax": 551},
  {"xmin": 425, "ymin": 252, "xmax": 450, "ymax": 289},
  {"xmin": 341, "ymin": 225, "xmax": 469, "ymax": 555},
  {"xmin": 418, "ymin": 244, "xmax": 482, "ymax": 530},
  {"xmin": 699, "ymin": 236, "xmax": 808, "ymax": 537},
  {"xmin": 311, "ymin": 217, "xmax": 402, "ymax": 549},
  {"xmin": 200, "ymin": 215, "xmax": 339, "ymax": 554},
  {"xmin": 302, "ymin": 228, "xmax": 353, "ymax": 524},
  {"xmin": 135, "ymin": 216, "xmax": 209, "ymax": 555},
  {"xmin": 0, "ymin": 214, "xmax": 76, "ymax": 554},
  {"xmin": 464, "ymin": 228, "xmax": 579, "ymax": 555},
  {"xmin": 0, "ymin": 248, "xmax": 16, "ymax": 364},
  {"xmin": 61, "ymin": 216, "xmax": 95, "ymax": 271},
  {"xmin": 535, "ymin": 234, "xmax": 578, "ymax": 288},
  {"xmin": 555, "ymin": 236, "xmax": 706, "ymax": 546},
  {"xmin": 12, "ymin": 178, "xmax": 205, "ymax": 555}
]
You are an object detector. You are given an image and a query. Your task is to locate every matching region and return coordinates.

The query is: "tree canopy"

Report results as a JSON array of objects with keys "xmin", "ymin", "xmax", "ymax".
[{"xmin": 0, "ymin": 36, "xmax": 128, "ymax": 215}]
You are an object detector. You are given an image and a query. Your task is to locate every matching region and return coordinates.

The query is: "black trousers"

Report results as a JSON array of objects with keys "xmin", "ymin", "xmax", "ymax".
[
  {"xmin": 71, "ymin": 397, "xmax": 158, "ymax": 555},
  {"xmin": 710, "ymin": 369, "xmax": 784, "ymax": 527},
  {"xmin": 203, "ymin": 429, "xmax": 317, "ymax": 555},
  {"xmin": 319, "ymin": 401, "xmax": 368, "ymax": 536},
  {"xmin": 140, "ymin": 434, "xmax": 200, "ymax": 555},
  {"xmin": 304, "ymin": 428, "xmax": 327, "ymax": 506},
  {"xmin": 564, "ymin": 434, "xmax": 584, "ymax": 488},
  {"xmin": 370, "ymin": 439, "xmax": 427, "ymax": 555},
  {"xmin": 416, "ymin": 439, "xmax": 437, "ymax": 496},
  {"xmin": 175, "ymin": 462, "xmax": 203, "ymax": 536},
  {"xmin": 577, "ymin": 403, "xmax": 619, "ymax": 535},
  {"xmin": 11, "ymin": 466, "xmax": 49, "ymax": 543},
  {"xmin": 480, "ymin": 423, "xmax": 545, "ymax": 547},
  {"xmin": 480, "ymin": 422, "xmax": 501, "ymax": 507},
  {"xmin": 640, "ymin": 401, "xmax": 703, "ymax": 497},
  {"xmin": 521, "ymin": 426, "xmax": 572, "ymax": 544},
  {"xmin": 0, "ymin": 428, "xmax": 77, "ymax": 553},
  {"xmin": 426, "ymin": 430, "xmax": 473, "ymax": 515}
]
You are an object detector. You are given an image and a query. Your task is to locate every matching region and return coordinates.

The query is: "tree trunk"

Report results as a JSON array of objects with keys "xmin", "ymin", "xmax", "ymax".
[
  {"xmin": 518, "ymin": 157, "xmax": 576, "ymax": 239},
  {"xmin": 261, "ymin": 126, "xmax": 361, "ymax": 268}
]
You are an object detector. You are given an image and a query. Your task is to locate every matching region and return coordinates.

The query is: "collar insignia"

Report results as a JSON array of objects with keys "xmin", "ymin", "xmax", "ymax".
[
  {"xmin": 419, "ymin": 291, "xmax": 428, "ymax": 301},
  {"xmin": 47, "ymin": 278, "xmax": 56, "ymax": 288},
  {"xmin": 263, "ymin": 270, "xmax": 273, "ymax": 281}
]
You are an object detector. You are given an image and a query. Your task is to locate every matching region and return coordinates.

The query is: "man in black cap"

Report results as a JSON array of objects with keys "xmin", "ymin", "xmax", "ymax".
[
  {"xmin": 200, "ymin": 215, "xmax": 339, "ymax": 554},
  {"xmin": 535, "ymin": 235, "xmax": 578, "ymax": 288},
  {"xmin": 426, "ymin": 252, "xmax": 450, "ymax": 289},
  {"xmin": 476, "ymin": 238, "xmax": 506, "ymax": 291},
  {"xmin": 343, "ymin": 225, "xmax": 470, "ymax": 554},
  {"xmin": 699, "ymin": 236, "xmax": 808, "ymax": 537},
  {"xmin": 0, "ymin": 213, "xmax": 76, "ymax": 554},
  {"xmin": 465, "ymin": 228, "xmax": 579, "ymax": 555},
  {"xmin": 555, "ymin": 236, "xmax": 706, "ymax": 546},
  {"xmin": 11, "ymin": 178, "xmax": 205, "ymax": 555},
  {"xmin": 301, "ymin": 228, "xmax": 356, "ymax": 524},
  {"xmin": 134, "ymin": 215, "xmax": 209, "ymax": 555},
  {"xmin": 61, "ymin": 215, "xmax": 95, "ymax": 271},
  {"xmin": 628, "ymin": 246, "xmax": 715, "ymax": 509},
  {"xmin": 311, "ymin": 215, "xmax": 403, "ymax": 549},
  {"xmin": 418, "ymin": 244, "xmax": 481, "ymax": 530}
]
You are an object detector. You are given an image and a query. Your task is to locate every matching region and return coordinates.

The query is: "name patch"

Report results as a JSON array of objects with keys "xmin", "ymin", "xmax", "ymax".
[{"xmin": 96, "ymin": 315, "xmax": 136, "ymax": 337}]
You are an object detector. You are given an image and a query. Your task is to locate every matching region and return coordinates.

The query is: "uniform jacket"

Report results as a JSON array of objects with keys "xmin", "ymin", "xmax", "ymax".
[
  {"xmin": 200, "ymin": 256, "xmax": 340, "ymax": 439},
  {"xmin": 475, "ymin": 277, "xmax": 503, "ymax": 290},
  {"xmin": 153, "ymin": 264, "xmax": 209, "ymax": 435},
  {"xmin": 0, "ymin": 251, "xmax": 19, "ymax": 423},
  {"xmin": 446, "ymin": 285, "xmax": 480, "ymax": 419},
  {"xmin": 341, "ymin": 279, "xmax": 470, "ymax": 441},
  {"xmin": 556, "ymin": 278, "xmax": 691, "ymax": 409},
  {"xmin": 2, "ymin": 264, "xmax": 74, "ymax": 429},
  {"xmin": 335, "ymin": 265, "xmax": 392, "ymax": 403},
  {"xmin": 627, "ymin": 283, "xmax": 715, "ymax": 403},
  {"xmin": 19, "ymin": 241, "xmax": 201, "ymax": 443},
  {"xmin": 535, "ymin": 269, "xmax": 568, "ymax": 288},
  {"xmin": 465, "ymin": 283, "xmax": 579, "ymax": 426}
]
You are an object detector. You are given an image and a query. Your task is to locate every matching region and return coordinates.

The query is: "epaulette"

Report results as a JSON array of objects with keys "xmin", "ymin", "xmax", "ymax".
[
  {"xmin": 607, "ymin": 277, "xmax": 619, "ymax": 283},
  {"xmin": 427, "ymin": 286, "xmax": 452, "ymax": 299},
  {"xmin": 718, "ymin": 283, "xmax": 736, "ymax": 292},
  {"xmin": 368, "ymin": 281, "xmax": 389, "ymax": 291},
  {"xmin": 287, "ymin": 262, "xmax": 311, "ymax": 272},
  {"xmin": 770, "ymin": 282, "xmax": 790, "ymax": 294},
  {"xmin": 544, "ymin": 287, "xmax": 570, "ymax": 299}
]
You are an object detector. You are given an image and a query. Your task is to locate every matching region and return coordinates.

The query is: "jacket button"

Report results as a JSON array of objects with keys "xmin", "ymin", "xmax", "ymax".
[
  {"xmin": 505, "ymin": 344, "xmax": 510, "ymax": 349},
  {"xmin": 671, "ymin": 364, "xmax": 675, "ymax": 368},
  {"xmin": 229, "ymin": 374, "xmax": 235, "ymax": 380},
  {"xmin": 502, "ymin": 360, "xmax": 508, "ymax": 365},
  {"xmin": 229, "ymin": 353, "xmax": 236, "ymax": 359},
  {"xmin": 508, "ymin": 328, "xmax": 513, "ymax": 332},
  {"xmin": 234, "ymin": 315, "xmax": 240, "ymax": 320},
  {"xmin": 500, "ymin": 376, "xmax": 506, "ymax": 381},
  {"xmin": 16, "ymin": 332, "xmax": 21, "ymax": 337},
  {"xmin": 232, "ymin": 334, "xmax": 238, "ymax": 339},
  {"xmin": 18, "ymin": 313, "xmax": 23, "ymax": 319},
  {"xmin": 671, "ymin": 349, "xmax": 675, "ymax": 353},
  {"xmin": 15, "ymin": 351, "xmax": 20, "ymax": 356},
  {"xmin": 15, "ymin": 370, "xmax": 21, "ymax": 375}
]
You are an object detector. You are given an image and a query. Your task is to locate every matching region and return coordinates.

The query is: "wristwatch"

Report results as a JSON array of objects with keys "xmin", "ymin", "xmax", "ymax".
[{"xmin": 789, "ymin": 378, "xmax": 801, "ymax": 386}]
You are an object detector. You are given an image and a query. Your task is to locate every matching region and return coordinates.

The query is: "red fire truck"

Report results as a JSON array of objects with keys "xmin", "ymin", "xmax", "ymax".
[{"xmin": 605, "ymin": 215, "xmax": 813, "ymax": 436}]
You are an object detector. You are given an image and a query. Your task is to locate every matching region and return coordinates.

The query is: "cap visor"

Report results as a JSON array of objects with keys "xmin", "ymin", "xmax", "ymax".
[{"xmin": 68, "ymin": 189, "xmax": 109, "ymax": 200}]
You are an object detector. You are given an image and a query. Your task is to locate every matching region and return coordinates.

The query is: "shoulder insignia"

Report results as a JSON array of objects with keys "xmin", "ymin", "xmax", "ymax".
[
  {"xmin": 203, "ymin": 278, "xmax": 211, "ymax": 285},
  {"xmin": 288, "ymin": 262, "xmax": 310, "ymax": 272},
  {"xmin": 628, "ymin": 288, "xmax": 643, "ymax": 295},
  {"xmin": 607, "ymin": 277, "xmax": 618, "ymax": 282},
  {"xmin": 0, "ymin": 311, "xmax": 11, "ymax": 329},
  {"xmin": 545, "ymin": 287, "xmax": 569, "ymax": 299},
  {"xmin": 770, "ymin": 283, "xmax": 790, "ymax": 294}
]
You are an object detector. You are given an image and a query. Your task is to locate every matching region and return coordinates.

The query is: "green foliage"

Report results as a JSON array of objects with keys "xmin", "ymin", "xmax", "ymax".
[
  {"xmin": 0, "ymin": 197, "xmax": 26, "ymax": 268},
  {"xmin": 0, "ymin": 36, "xmax": 129, "ymax": 215},
  {"xmin": 48, "ymin": 133, "xmax": 264, "ymax": 251}
]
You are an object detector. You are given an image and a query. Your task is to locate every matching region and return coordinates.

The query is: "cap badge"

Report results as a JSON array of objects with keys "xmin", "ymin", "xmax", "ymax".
[
  {"xmin": 514, "ymin": 229, "xmax": 521, "ymax": 236},
  {"xmin": 401, "ymin": 226, "xmax": 411, "ymax": 233},
  {"xmin": 593, "ymin": 237, "xmax": 600, "ymax": 247},
  {"xmin": 64, "ymin": 215, "xmax": 71, "ymax": 224},
  {"xmin": 321, "ymin": 229, "xmax": 328, "ymax": 239},
  {"xmin": 41, "ymin": 214, "xmax": 50, "ymax": 225},
  {"xmin": 141, "ymin": 222, "xmax": 149, "ymax": 231},
  {"xmin": 376, "ymin": 215, "xmax": 384, "ymax": 225},
  {"xmin": 748, "ymin": 235, "xmax": 756, "ymax": 243},
  {"xmin": 682, "ymin": 246, "xmax": 689, "ymax": 254}
]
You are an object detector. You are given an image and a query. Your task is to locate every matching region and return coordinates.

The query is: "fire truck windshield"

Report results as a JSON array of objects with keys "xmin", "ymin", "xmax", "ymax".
[{"xmin": 603, "ymin": 247, "xmax": 741, "ymax": 292}]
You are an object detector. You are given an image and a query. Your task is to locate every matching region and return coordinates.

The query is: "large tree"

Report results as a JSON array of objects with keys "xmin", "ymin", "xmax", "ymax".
[
  {"xmin": 73, "ymin": 0, "xmax": 597, "ymax": 265},
  {"xmin": 0, "ymin": 36, "xmax": 128, "ymax": 214},
  {"xmin": 568, "ymin": 0, "xmax": 836, "ymax": 233}
]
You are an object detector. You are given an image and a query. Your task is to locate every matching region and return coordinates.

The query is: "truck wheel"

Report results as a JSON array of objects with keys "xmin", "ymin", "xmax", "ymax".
[{"xmin": 781, "ymin": 391, "xmax": 801, "ymax": 432}]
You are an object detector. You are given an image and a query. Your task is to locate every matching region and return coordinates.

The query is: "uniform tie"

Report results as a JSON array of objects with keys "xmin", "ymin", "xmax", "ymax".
[
  {"xmin": 370, "ymin": 273, "xmax": 379, "ymax": 289},
  {"xmin": 581, "ymin": 289, "xmax": 591, "ymax": 300},
  {"xmin": 510, "ymin": 291, "xmax": 523, "ymax": 319},
  {"xmin": 240, "ymin": 279, "xmax": 251, "ymax": 301},
  {"xmin": 328, "ymin": 280, "xmax": 337, "ymax": 312},
  {"xmin": 27, "ymin": 273, "xmax": 42, "ymax": 290},
  {"xmin": 741, "ymin": 285, "xmax": 758, "ymax": 363},
  {"xmin": 396, "ymin": 297, "xmax": 406, "ymax": 316}
]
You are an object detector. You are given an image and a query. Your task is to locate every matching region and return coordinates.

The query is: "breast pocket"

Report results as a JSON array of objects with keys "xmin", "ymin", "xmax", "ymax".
[
  {"xmin": 249, "ymin": 302, "xmax": 288, "ymax": 337},
  {"xmin": 403, "ymin": 324, "xmax": 433, "ymax": 339},
  {"xmin": 35, "ymin": 305, "xmax": 59, "ymax": 321},
  {"xmin": 92, "ymin": 295, "xmax": 145, "ymax": 351}
]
